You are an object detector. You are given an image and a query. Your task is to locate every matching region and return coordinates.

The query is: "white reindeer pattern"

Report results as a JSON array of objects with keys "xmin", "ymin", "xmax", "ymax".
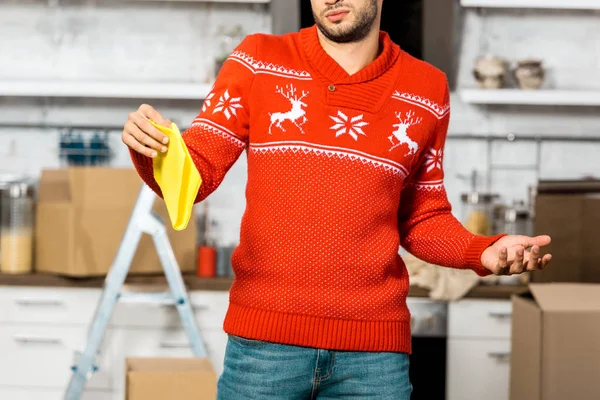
[
  {"xmin": 388, "ymin": 110, "xmax": 422, "ymax": 155},
  {"xmin": 268, "ymin": 84, "xmax": 309, "ymax": 135}
]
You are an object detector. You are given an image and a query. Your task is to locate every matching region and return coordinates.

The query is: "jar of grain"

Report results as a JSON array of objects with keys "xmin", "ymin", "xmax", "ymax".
[
  {"xmin": 461, "ymin": 192, "xmax": 499, "ymax": 236},
  {"xmin": 0, "ymin": 181, "xmax": 34, "ymax": 274}
]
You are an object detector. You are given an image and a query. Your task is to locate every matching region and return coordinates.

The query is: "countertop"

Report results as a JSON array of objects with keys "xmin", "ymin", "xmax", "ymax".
[{"xmin": 0, "ymin": 272, "xmax": 527, "ymax": 299}]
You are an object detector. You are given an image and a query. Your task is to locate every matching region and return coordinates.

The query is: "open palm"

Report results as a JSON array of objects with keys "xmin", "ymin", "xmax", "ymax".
[{"xmin": 481, "ymin": 235, "xmax": 552, "ymax": 276}]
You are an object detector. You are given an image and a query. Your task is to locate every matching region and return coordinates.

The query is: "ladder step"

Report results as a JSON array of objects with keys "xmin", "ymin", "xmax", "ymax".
[{"xmin": 118, "ymin": 292, "xmax": 180, "ymax": 305}]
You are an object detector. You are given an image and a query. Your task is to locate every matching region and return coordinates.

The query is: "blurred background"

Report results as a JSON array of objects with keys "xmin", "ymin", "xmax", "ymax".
[{"xmin": 0, "ymin": 1, "xmax": 599, "ymax": 399}]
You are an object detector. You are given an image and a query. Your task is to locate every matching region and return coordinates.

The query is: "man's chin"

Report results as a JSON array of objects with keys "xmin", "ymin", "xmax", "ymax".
[{"xmin": 318, "ymin": 24, "xmax": 352, "ymax": 40}]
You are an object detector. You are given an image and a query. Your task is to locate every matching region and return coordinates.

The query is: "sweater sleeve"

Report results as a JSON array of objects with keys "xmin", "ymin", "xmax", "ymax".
[
  {"xmin": 130, "ymin": 34, "xmax": 257, "ymax": 203},
  {"xmin": 397, "ymin": 82, "xmax": 504, "ymax": 276}
]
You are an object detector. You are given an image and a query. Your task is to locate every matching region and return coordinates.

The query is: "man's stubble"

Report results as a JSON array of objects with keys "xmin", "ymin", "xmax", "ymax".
[{"xmin": 314, "ymin": 0, "xmax": 379, "ymax": 44}]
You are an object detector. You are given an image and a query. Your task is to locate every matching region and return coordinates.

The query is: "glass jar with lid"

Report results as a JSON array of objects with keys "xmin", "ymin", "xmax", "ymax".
[
  {"xmin": 461, "ymin": 192, "xmax": 499, "ymax": 236},
  {"xmin": 0, "ymin": 180, "xmax": 35, "ymax": 274}
]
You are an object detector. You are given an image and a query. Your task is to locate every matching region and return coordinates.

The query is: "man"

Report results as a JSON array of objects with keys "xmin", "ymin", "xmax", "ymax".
[{"xmin": 123, "ymin": 1, "xmax": 552, "ymax": 398}]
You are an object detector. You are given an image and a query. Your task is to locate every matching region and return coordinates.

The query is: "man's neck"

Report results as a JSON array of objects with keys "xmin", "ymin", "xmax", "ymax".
[{"xmin": 316, "ymin": 28, "xmax": 381, "ymax": 76}]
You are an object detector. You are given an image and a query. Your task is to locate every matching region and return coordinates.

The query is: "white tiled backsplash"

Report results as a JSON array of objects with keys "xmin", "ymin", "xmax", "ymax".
[
  {"xmin": 0, "ymin": 1, "xmax": 599, "ymax": 244},
  {"xmin": 2, "ymin": 0, "xmax": 271, "ymax": 82}
]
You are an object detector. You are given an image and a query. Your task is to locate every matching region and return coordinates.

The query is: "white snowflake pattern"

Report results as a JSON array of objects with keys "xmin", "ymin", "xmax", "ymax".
[
  {"xmin": 213, "ymin": 90, "xmax": 243, "ymax": 120},
  {"xmin": 201, "ymin": 92, "xmax": 215, "ymax": 113},
  {"xmin": 329, "ymin": 111, "xmax": 369, "ymax": 141},
  {"xmin": 424, "ymin": 147, "xmax": 443, "ymax": 172}
]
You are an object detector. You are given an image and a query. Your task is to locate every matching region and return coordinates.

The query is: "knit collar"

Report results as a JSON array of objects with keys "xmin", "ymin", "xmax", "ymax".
[{"xmin": 300, "ymin": 24, "xmax": 401, "ymax": 84}]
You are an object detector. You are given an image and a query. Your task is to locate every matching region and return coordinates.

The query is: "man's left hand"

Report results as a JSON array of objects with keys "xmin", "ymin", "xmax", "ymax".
[{"xmin": 481, "ymin": 235, "xmax": 552, "ymax": 276}]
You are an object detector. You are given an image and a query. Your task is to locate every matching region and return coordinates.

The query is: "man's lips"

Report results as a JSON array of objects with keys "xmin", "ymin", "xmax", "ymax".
[{"xmin": 325, "ymin": 10, "xmax": 350, "ymax": 22}]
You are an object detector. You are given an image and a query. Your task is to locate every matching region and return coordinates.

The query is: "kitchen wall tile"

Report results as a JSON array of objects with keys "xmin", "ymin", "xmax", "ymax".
[
  {"xmin": 490, "ymin": 169, "xmax": 538, "ymax": 206},
  {"xmin": 0, "ymin": 128, "xmax": 60, "ymax": 177},
  {"xmin": 490, "ymin": 140, "xmax": 538, "ymax": 167},
  {"xmin": 540, "ymin": 141, "xmax": 600, "ymax": 180},
  {"xmin": 443, "ymin": 138, "xmax": 489, "ymax": 211},
  {"xmin": 0, "ymin": 1, "xmax": 270, "ymax": 82},
  {"xmin": 484, "ymin": 106, "xmax": 600, "ymax": 136},
  {"xmin": 198, "ymin": 155, "xmax": 248, "ymax": 246},
  {"xmin": 447, "ymin": 94, "xmax": 492, "ymax": 135}
]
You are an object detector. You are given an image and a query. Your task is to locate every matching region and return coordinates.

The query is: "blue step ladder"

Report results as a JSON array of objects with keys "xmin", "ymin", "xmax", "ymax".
[{"xmin": 65, "ymin": 184, "xmax": 207, "ymax": 399}]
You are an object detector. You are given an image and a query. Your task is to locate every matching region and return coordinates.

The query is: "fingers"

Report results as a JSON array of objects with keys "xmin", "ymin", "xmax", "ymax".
[
  {"xmin": 522, "ymin": 235, "xmax": 552, "ymax": 248},
  {"xmin": 525, "ymin": 245, "xmax": 540, "ymax": 271},
  {"xmin": 127, "ymin": 120, "xmax": 166, "ymax": 153},
  {"xmin": 515, "ymin": 245, "xmax": 552, "ymax": 276},
  {"xmin": 126, "ymin": 120, "xmax": 166, "ymax": 156},
  {"xmin": 129, "ymin": 112, "xmax": 170, "ymax": 146},
  {"xmin": 490, "ymin": 237, "xmax": 553, "ymax": 277},
  {"xmin": 541, "ymin": 254, "xmax": 552, "ymax": 269},
  {"xmin": 510, "ymin": 246, "xmax": 525, "ymax": 275},
  {"xmin": 139, "ymin": 104, "xmax": 172, "ymax": 128},
  {"xmin": 495, "ymin": 247, "xmax": 509, "ymax": 275},
  {"xmin": 122, "ymin": 124, "xmax": 157, "ymax": 158},
  {"xmin": 121, "ymin": 104, "xmax": 173, "ymax": 158}
]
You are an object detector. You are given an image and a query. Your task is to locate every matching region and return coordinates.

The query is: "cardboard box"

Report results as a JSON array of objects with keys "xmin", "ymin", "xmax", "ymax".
[
  {"xmin": 126, "ymin": 358, "xmax": 217, "ymax": 400},
  {"xmin": 533, "ymin": 180, "xmax": 600, "ymax": 283},
  {"xmin": 510, "ymin": 284, "xmax": 600, "ymax": 400},
  {"xmin": 35, "ymin": 167, "xmax": 196, "ymax": 276}
]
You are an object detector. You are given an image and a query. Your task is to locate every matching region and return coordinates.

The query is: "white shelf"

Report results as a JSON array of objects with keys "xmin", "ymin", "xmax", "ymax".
[
  {"xmin": 459, "ymin": 89, "xmax": 600, "ymax": 106},
  {"xmin": 0, "ymin": 81, "xmax": 213, "ymax": 100},
  {"xmin": 460, "ymin": 0, "xmax": 600, "ymax": 10}
]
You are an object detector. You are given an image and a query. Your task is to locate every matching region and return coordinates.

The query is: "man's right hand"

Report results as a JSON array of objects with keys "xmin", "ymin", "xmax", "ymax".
[{"xmin": 122, "ymin": 104, "xmax": 172, "ymax": 158}]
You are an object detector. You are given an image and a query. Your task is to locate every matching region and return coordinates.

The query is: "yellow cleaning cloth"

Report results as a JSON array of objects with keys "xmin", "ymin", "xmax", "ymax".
[{"xmin": 149, "ymin": 119, "xmax": 202, "ymax": 231}]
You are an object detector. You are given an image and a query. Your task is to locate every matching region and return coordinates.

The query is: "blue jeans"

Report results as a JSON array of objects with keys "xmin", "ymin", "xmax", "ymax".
[{"xmin": 217, "ymin": 334, "xmax": 412, "ymax": 399}]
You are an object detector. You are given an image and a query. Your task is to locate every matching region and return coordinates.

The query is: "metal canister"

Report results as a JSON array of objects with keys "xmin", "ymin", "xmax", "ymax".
[
  {"xmin": 501, "ymin": 201, "xmax": 532, "ymax": 236},
  {"xmin": 0, "ymin": 180, "xmax": 35, "ymax": 274}
]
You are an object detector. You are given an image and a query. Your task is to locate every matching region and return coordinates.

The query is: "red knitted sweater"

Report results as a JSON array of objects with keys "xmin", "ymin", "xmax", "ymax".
[{"xmin": 131, "ymin": 26, "xmax": 503, "ymax": 353}]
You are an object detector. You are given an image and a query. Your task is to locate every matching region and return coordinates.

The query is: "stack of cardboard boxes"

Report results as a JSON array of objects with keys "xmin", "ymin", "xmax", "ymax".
[
  {"xmin": 510, "ymin": 180, "xmax": 600, "ymax": 400},
  {"xmin": 34, "ymin": 167, "xmax": 196, "ymax": 276},
  {"xmin": 126, "ymin": 358, "xmax": 217, "ymax": 400}
]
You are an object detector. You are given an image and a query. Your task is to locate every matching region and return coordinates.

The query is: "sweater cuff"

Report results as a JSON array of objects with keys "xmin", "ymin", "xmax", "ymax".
[
  {"xmin": 129, "ymin": 148, "xmax": 153, "ymax": 172},
  {"xmin": 464, "ymin": 234, "xmax": 507, "ymax": 277}
]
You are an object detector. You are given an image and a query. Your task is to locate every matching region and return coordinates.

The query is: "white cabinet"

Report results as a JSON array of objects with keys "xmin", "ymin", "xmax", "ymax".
[
  {"xmin": 447, "ymin": 338, "xmax": 511, "ymax": 400},
  {"xmin": 448, "ymin": 298, "xmax": 513, "ymax": 339},
  {"xmin": 0, "ymin": 287, "xmax": 101, "ymax": 324},
  {"xmin": 0, "ymin": 286, "xmax": 230, "ymax": 398},
  {"xmin": 447, "ymin": 299, "xmax": 512, "ymax": 400},
  {"xmin": 0, "ymin": 388, "xmax": 111, "ymax": 400},
  {"xmin": 0, "ymin": 325, "xmax": 111, "ymax": 389}
]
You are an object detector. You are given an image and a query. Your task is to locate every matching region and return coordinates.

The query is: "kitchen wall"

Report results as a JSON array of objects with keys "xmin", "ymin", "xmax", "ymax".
[
  {"xmin": 0, "ymin": 0, "xmax": 271, "ymax": 246},
  {"xmin": 1, "ymin": 1, "xmax": 599, "ymax": 245},
  {"xmin": 445, "ymin": 7, "xmax": 600, "ymax": 210}
]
